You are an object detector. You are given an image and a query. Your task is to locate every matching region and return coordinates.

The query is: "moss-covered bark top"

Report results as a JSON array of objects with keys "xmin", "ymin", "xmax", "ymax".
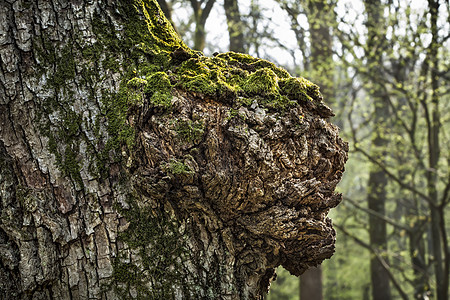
[{"xmin": 107, "ymin": 1, "xmax": 333, "ymax": 118}]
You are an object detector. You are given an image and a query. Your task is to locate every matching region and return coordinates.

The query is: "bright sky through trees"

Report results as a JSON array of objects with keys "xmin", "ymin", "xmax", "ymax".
[{"xmin": 172, "ymin": 0, "xmax": 446, "ymax": 70}]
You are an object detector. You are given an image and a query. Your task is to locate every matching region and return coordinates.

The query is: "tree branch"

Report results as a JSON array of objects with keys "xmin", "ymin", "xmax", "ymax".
[
  {"xmin": 200, "ymin": 0, "xmax": 216, "ymax": 26},
  {"xmin": 344, "ymin": 197, "xmax": 411, "ymax": 232},
  {"xmin": 335, "ymin": 224, "xmax": 409, "ymax": 300}
]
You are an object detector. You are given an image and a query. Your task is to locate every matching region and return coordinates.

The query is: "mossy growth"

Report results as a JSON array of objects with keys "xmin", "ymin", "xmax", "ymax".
[
  {"xmin": 238, "ymin": 68, "xmax": 294, "ymax": 109},
  {"xmin": 165, "ymin": 159, "xmax": 192, "ymax": 175},
  {"xmin": 242, "ymin": 68, "xmax": 279, "ymax": 96},
  {"xmin": 173, "ymin": 51, "xmax": 322, "ymax": 110},
  {"xmin": 34, "ymin": 0, "xmax": 328, "ymax": 191},
  {"xmin": 279, "ymin": 77, "xmax": 321, "ymax": 102},
  {"xmin": 215, "ymin": 52, "xmax": 291, "ymax": 79},
  {"xmin": 103, "ymin": 88, "xmax": 136, "ymax": 151},
  {"xmin": 111, "ymin": 197, "xmax": 190, "ymax": 299},
  {"xmin": 145, "ymin": 72, "xmax": 173, "ymax": 108},
  {"xmin": 175, "ymin": 119, "xmax": 205, "ymax": 143},
  {"xmin": 126, "ymin": 77, "xmax": 148, "ymax": 106},
  {"xmin": 177, "ymin": 57, "xmax": 236, "ymax": 101}
]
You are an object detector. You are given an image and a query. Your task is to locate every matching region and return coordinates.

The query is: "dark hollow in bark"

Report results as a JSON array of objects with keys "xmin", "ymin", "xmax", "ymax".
[{"xmin": 0, "ymin": 0, "xmax": 348, "ymax": 299}]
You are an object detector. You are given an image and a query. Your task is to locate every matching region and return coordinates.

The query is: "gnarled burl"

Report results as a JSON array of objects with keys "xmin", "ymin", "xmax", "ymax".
[{"xmin": 0, "ymin": 0, "xmax": 347, "ymax": 299}]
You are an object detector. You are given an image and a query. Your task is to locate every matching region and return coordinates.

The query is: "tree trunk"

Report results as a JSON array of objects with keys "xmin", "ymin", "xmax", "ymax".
[
  {"xmin": 409, "ymin": 227, "xmax": 429, "ymax": 299},
  {"xmin": 306, "ymin": 0, "xmax": 335, "ymax": 103},
  {"xmin": 426, "ymin": 1, "xmax": 447, "ymax": 299},
  {"xmin": 224, "ymin": 0, "xmax": 245, "ymax": 53},
  {"xmin": 300, "ymin": 266, "xmax": 323, "ymax": 300},
  {"xmin": 362, "ymin": 0, "xmax": 392, "ymax": 299},
  {"xmin": 300, "ymin": 1, "xmax": 336, "ymax": 297},
  {"xmin": 190, "ymin": 0, "xmax": 216, "ymax": 51},
  {"xmin": 0, "ymin": 0, "xmax": 347, "ymax": 299}
]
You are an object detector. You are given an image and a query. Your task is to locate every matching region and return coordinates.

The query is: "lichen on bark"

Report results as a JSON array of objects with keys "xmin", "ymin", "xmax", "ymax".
[{"xmin": 0, "ymin": 0, "xmax": 347, "ymax": 299}]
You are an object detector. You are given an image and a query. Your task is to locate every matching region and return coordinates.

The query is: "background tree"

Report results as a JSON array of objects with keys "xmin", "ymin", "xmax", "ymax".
[
  {"xmin": 362, "ymin": 0, "xmax": 392, "ymax": 299},
  {"xmin": 224, "ymin": 0, "xmax": 246, "ymax": 52},
  {"xmin": 189, "ymin": 0, "xmax": 217, "ymax": 50}
]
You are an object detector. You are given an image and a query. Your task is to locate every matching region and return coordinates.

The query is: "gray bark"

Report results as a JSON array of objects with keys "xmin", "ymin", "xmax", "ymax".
[{"xmin": 0, "ymin": 0, "xmax": 347, "ymax": 299}]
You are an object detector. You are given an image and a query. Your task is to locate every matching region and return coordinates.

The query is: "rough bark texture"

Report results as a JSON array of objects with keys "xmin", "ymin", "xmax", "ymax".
[{"xmin": 0, "ymin": 0, "xmax": 347, "ymax": 299}]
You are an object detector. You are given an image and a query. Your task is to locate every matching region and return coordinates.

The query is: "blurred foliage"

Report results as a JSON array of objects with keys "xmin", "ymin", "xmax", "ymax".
[{"xmin": 267, "ymin": 267, "xmax": 299, "ymax": 300}]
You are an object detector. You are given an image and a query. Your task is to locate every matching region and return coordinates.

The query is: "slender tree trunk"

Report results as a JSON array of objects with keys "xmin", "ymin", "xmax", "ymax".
[
  {"xmin": 300, "ymin": 266, "xmax": 323, "ymax": 300},
  {"xmin": 367, "ymin": 163, "xmax": 391, "ymax": 300},
  {"xmin": 363, "ymin": 0, "xmax": 392, "ymax": 299},
  {"xmin": 305, "ymin": 0, "xmax": 335, "ymax": 103},
  {"xmin": 190, "ymin": 0, "xmax": 216, "ymax": 51},
  {"xmin": 194, "ymin": 24, "xmax": 207, "ymax": 51},
  {"xmin": 0, "ymin": 0, "xmax": 347, "ymax": 299},
  {"xmin": 409, "ymin": 227, "xmax": 429, "ymax": 299},
  {"xmin": 426, "ymin": 1, "xmax": 446, "ymax": 299},
  {"xmin": 224, "ymin": 0, "xmax": 245, "ymax": 53},
  {"xmin": 299, "ymin": 1, "xmax": 335, "ymax": 298}
]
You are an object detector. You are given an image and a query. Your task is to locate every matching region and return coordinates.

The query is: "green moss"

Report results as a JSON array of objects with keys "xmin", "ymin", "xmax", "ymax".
[
  {"xmin": 145, "ymin": 72, "xmax": 173, "ymax": 108},
  {"xmin": 279, "ymin": 77, "xmax": 321, "ymax": 102},
  {"xmin": 215, "ymin": 52, "xmax": 290, "ymax": 78},
  {"xmin": 242, "ymin": 68, "xmax": 279, "ymax": 96},
  {"xmin": 175, "ymin": 119, "xmax": 205, "ymax": 143},
  {"xmin": 111, "ymin": 197, "xmax": 189, "ymax": 299},
  {"xmin": 177, "ymin": 57, "xmax": 235, "ymax": 100},
  {"xmin": 226, "ymin": 108, "xmax": 239, "ymax": 120},
  {"xmin": 103, "ymin": 88, "xmax": 135, "ymax": 149},
  {"xmin": 62, "ymin": 145, "xmax": 84, "ymax": 188},
  {"xmin": 62, "ymin": 109, "xmax": 82, "ymax": 136},
  {"xmin": 127, "ymin": 77, "xmax": 148, "ymax": 106},
  {"xmin": 180, "ymin": 73, "xmax": 216, "ymax": 95},
  {"xmin": 173, "ymin": 51, "xmax": 321, "ymax": 110},
  {"xmin": 127, "ymin": 77, "xmax": 148, "ymax": 88},
  {"xmin": 44, "ymin": 44, "xmax": 77, "ymax": 90},
  {"xmin": 124, "ymin": 0, "xmax": 187, "ymax": 52},
  {"xmin": 165, "ymin": 160, "xmax": 192, "ymax": 175},
  {"xmin": 217, "ymin": 52, "xmax": 260, "ymax": 64}
]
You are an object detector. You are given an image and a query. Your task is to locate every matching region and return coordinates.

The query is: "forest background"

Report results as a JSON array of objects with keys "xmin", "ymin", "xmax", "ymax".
[{"xmin": 155, "ymin": 0, "xmax": 450, "ymax": 299}]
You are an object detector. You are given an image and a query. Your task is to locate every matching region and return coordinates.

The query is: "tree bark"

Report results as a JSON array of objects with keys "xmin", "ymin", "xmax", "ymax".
[{"xmin": 0, "ymin": 0, "xmax": 347, "ymax": 299}]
